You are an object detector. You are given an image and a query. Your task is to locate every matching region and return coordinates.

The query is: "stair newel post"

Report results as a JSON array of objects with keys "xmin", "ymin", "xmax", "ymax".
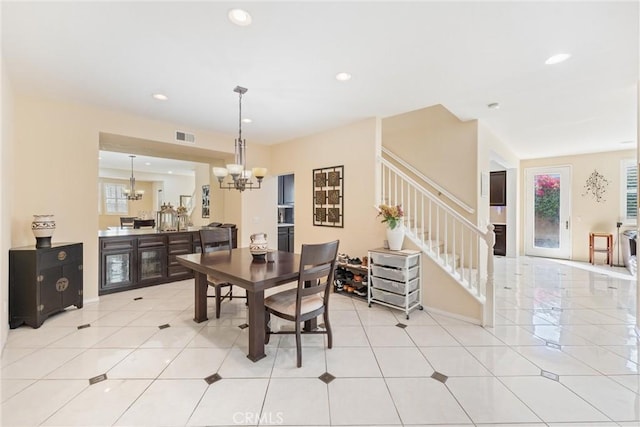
[{"xmin": 484, "ymin": 224, "xmax": 496, "ymax": 327}]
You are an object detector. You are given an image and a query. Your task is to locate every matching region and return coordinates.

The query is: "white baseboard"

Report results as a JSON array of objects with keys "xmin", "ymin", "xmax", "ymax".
[
  {"xmin": 83, "ymin": 297, "xmax": 100, "ymax": 305},
  {"xmin": 423, "ymin": 305, "xmax": 482, "ymax": 326}
]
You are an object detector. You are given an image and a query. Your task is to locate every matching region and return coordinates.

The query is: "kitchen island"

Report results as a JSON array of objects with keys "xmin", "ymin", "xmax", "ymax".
[{"xmin": 98, "ymin": 226, "xmax": 237, "ymax": 295}]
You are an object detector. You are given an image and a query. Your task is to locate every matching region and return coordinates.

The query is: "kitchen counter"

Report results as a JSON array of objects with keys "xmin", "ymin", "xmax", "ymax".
[{"xmin": 99, "ymin": 226, "xmax": 213, "ymax": 238}]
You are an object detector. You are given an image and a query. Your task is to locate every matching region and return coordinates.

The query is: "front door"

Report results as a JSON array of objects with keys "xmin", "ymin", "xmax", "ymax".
[{"xmin": 524, "ymin": 166, "xmax": 572, "ymax": 259}]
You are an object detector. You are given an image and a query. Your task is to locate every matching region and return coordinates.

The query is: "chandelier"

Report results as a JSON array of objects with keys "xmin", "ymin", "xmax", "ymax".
[
  {"xmin": 212, "ymin": 86, "xmax": 267, "ymax": 191},
  {"xmin": 123, "ymin": 155, "xmax": 144, "ymax": 200}
]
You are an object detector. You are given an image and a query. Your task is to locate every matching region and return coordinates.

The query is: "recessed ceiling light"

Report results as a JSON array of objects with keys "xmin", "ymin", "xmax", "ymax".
[
  {"xmin": 335, "ymin": 72, "xmax": 352, "ymax": 82},
  {"xmin": 168, "ymin": 171, "xmax": 173, "ymax": 174},
  {"xmin": 145, "ymin": 162, "xmax": 151, "ymax": 166},
  {"xmin": 545, "ymin": 53, "xmax": 571, "ymax": 65},
  {"xmin": 242, "ymin": 118, "xmax": 252, "ymax": 124},
  {"xmin": 98, "ymin": 156, "xmax": 102, "ymax": 160},
  {"xmin": 487, "ymin": 102, "xmax": 500, "ymax": 110},
  {"xmin": 228, "ymin": 8, "xmax": 252, "ymax": 26},
  {"xmin": 152, "ymin": 93, "xmax": 168, "ymax": 101}
]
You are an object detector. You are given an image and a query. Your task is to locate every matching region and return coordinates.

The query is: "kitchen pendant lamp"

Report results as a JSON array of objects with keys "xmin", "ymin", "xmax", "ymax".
[
  {"xmin": 213, "ymin": 86, "xmax": 267, "ymax": 192},
  {"xmin": 124, "ymin": 155, "xmax": 144, "ymax": 200}
]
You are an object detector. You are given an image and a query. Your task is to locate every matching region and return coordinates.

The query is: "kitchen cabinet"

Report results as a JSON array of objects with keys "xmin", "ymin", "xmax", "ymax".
[
  {"xmin": 493, "ymin": 224, "xmax": 506, "ymax": 256},
  {"xmin": 490, "ymin": 171, "xmax": 507, "ymax": 206},
  {"xmin": 278, "ymin": 226, "xmax": 294, "ymax": 253},
  {"xmin": 9, "ymin": 242, "xmax": 83, "ymax": 328},
  {"xmin": 278, "ymin": 174, "xmax": 295, "ymax": 205},
  {"xmin": 99, "ymin": 227, "xmax": 237, "ymax": 295}
]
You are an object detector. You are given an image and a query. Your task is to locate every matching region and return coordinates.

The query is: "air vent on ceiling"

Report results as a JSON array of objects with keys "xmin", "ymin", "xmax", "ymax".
[{"xmin": 175, "ymin": 131, "xmax": 195, "ymax": 143}]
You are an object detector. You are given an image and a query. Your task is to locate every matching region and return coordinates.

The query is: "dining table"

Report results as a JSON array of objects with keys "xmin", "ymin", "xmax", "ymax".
[{"xmin": 176, "ymin": 247, "xmax": 310, "ymax": 362}]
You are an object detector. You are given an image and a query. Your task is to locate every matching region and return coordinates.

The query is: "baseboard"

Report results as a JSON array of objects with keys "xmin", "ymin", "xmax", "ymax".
[
  {"xmin": 83, "ymin": 297, "xmax": 100, "ymax": 305},
  {"xmin": 423, "ymin": 305, "xmax": 481, "ymax": 326}
]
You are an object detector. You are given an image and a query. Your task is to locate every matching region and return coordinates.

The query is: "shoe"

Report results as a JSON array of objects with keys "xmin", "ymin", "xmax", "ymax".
[
  {"xmin": 353, "ymin": 274, "xmax": 363, "ymax": 282},
  {"xmin": 334, "ymin": 279, "xmax": 344, "ymax": 291},
  {"xmin": 362, "ymin": 256, "xmax": 368, "ymax": 266},
  {"xmin": 349, "ymin": 257, "xmax": 362, "ymax": 265},
  {"xmin": 344, "ymin": 271, "xmax": 354, "ymax": 280},
  {"xmin": 354, "ymin": 287, "xmax": 367, "ymax": 297}
]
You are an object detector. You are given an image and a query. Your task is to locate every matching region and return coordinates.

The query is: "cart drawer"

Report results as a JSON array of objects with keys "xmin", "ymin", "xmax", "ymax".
[
  {"xmin": 371, "ymin": 265, "xmax": 419, "ymax": 282},
  {"xmin": 370, "ymin": 288, "xmax": 419, "ymax": 308},
  {"xmin": 370, "ymin": 276, "xmax": 419, "ymax": 295},
  {"xmin": 370, "ymin": 252, "xmax": 419, "ymax": 269}
]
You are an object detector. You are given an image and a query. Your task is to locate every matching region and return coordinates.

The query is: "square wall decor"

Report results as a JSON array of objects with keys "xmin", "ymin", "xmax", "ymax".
[{"xmin": 313, "ymin": 165, "xmax": 343, "ymax": 227}]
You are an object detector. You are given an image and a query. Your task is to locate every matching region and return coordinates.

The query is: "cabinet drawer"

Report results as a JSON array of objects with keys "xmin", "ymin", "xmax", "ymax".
[
  {"xmin": 168, "ymin": 244, "xmax": 192, "ymax": 255},
  {"xmin": 39, "ymin": 244, "xmax": 82, "ymax": 268},
  {"xmin": 168, "ymin": 265, "xmax": 192, "ymax": 279},
  {"xmin": 138, "ymin": 235, "xmax": 167, "ymax": 248},
  {"xmin": 168, "ymin": 233, "xmax": 192, "ymax": 245},
  {"xmin": 371, "ymin": 287, "xmax": 419, "ymax": 308},
  {"xmin": 370, "ymin": 252, "xmax": 418, "ymax": 269},
  {"xmin": 101, "ymin": 238, "xmax": 134, "ymax": 251},
  {"xmin": 371, "ymin": 265, "xmax": 419, "ymax": 282},
  {"xmin": 370, "ymin": 276, "xmax": 419, "ymax": 295}
]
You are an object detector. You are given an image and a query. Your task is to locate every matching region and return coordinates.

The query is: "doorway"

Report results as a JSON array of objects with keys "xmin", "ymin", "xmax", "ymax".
[{"xmin": 524, "ymin": 166, "xmax": 572, "ymax": 259}]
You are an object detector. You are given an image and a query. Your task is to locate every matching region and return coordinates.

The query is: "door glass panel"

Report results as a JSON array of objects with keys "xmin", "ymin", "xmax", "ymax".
[
  {"xmin": 534, "ymin": 173, "xmax": 561, "ymax": 249},
  {"xmin": 106, "ymin": 253, "xmax": 130, "ymax": 285},
  {"xmin": 140, "ymin": 249, "xmax": 163, "ymax": 280}
]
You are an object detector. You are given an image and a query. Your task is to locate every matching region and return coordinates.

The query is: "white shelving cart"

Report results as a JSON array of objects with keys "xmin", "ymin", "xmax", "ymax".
[{"xmin": 367, "ymin": 248, "xmax": 422, "ymax": 319}]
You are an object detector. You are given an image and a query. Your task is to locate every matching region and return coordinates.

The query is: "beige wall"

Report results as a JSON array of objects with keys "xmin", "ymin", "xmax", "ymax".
[
  {"xmin": 521, "ymin": 149, "xmax": 636, "ymax": 262},
  {"xmin": 269, "ymin": 119, "xmax": 380, "ymax": 256},
  {"xmin": 1, "ymin": 53, "xmax": 14, "ymax": 350},
  {"xmin": 382, "ymin": 104, "xmax": 479, "ymax": 223},
  {"xmin": 9, "ymin": 94, "xmax": 248, "ymax": 305}
]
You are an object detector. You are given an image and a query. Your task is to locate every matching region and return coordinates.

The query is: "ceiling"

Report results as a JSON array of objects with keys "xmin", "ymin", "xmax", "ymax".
[
  {"xmin": 99, "ymin": 151, "xmax": 199, "ymax": 177},
  {"xmin": 3, "ymin": 1, "xmax": 638, "ymax": 160}
]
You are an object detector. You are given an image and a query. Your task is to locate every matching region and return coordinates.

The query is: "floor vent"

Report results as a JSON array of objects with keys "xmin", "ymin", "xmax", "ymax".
[{"xmin": 176, "ymin": 130, "xmax": 195, "ymax": 143}]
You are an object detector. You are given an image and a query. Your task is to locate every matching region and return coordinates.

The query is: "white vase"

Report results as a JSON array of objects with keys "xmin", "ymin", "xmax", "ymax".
[
  {"xmin": 31, "ymin": 214, "xmax": 56, "ymax": 248},
  {"xmin": 386, "ymin": 224, "xmax": 404, "ymax": 251}
]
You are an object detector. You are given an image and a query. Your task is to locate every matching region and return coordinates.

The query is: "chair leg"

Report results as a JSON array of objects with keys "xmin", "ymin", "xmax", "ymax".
[
  {"xmin": 215, "ymin": 285, "xmax": 222, "ymax": 319},
  {"xmin": 229, "ymin": 284, "xmax": 233, "ymax": 301},
  {"xmin": 295, "ymin": 321, "xmax": 302, "ymax": 368},
  {"xmin": 324, "ymin": 310, "xmax": 332, "ymax": 349},
  {"xmin": 264, "ymin": 311, "xmax": 271, "ymax": 344}
]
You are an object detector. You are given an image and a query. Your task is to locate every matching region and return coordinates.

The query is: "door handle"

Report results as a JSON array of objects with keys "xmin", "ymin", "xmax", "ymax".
[{"xmin": 565, "ymin": 219, "xmax": 570, "ymax": 230}]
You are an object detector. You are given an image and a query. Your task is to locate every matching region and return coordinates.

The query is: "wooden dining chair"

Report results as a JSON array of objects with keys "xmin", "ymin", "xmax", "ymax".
[
  {"xmin": 199, "ymin": 228, "xmax": 245, "ymax": 318},
  {"xmin": 120, "ymin": 217, "xmax": 136, "ymax": 228},
  {"xmin": 264, "ymin": 240, "xmax": 339, "ymax": 367}
]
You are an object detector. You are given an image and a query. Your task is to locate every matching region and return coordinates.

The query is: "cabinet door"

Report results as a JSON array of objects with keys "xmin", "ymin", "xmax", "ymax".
[
  {"xmin": 61, "ymin": 262, "xmax": 83, "ymax": 309},
  {"xmin": 138, "ymin": 247, "xmax": 167, "ymax": 283},
  {"xmin": 39, "ymin": 266, "xmax": 64, "ymax": 317},
  {"xmin": 278, "ymin": 229, "xmax": 288, "ymax": 252},
  {"xmin": 283, "ymin": 174, "xmax": 295, "ymax": 205},
  {"xmin": 287, "ymin": 228, "xmax": 294, "ymax": 253},
  {"xmin": 493, "ymin": 225, "xmax": 507, "ymax": 256},
  {"xmin": 490, "ymin": 171, "xmax": 507, "ymax": 206},
  {"xmin": 277, "ymin": 176, "xmax": 284, "ymax": 204},
  {"xmin": 102, "ymin": 251, "xmax": 135, "ymax": 290}
]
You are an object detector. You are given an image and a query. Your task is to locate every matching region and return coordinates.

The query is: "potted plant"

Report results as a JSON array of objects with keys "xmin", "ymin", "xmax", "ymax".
[{"xmin": 378, "ymin": 204, "xmax": 404, "ymax": 250}]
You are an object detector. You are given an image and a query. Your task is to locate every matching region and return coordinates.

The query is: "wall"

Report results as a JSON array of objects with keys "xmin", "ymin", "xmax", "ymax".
[
  {"xmin": 269, "ymin": 119, "xmax": 380, "ymax": 257},
  {"xmin": 382, "ymin": 104, "xmax": 479, "ymax": 223},
  {"xmin": 9, "ymin": 94, "xmax": 247, "ymax": 304},
  {"xmin": 521, "ymin": 149, "xmax": 636, "ymax": 262},
  {"xmin": 1, "ymin": 52, "xmax": 14, "ymax": 351}
]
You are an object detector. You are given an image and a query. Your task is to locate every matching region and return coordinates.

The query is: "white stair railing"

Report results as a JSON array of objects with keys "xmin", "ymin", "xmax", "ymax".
[{"xmin": 378, "ymin": 155, "xmax": 495, "ymax": 326}]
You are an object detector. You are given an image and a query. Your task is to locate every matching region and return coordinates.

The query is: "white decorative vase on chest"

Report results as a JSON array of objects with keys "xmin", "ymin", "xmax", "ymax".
[{"xmin": 386, "ymin": 224, "xmax": 405, "ymax": 251}]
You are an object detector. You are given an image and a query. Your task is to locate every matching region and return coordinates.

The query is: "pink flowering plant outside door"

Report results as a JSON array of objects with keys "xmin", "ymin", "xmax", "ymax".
[{"xmin": 525, "ymin": 166, "xmax": 572, "ymax": 259}]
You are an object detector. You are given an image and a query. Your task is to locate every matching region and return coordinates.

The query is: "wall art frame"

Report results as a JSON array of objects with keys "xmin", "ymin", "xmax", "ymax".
[
  {"xmin": 201, "ymin": 184, "xmax": 210, "ymax": 218},
  {"xmin": 313, "ymin": 165, "xmax": 344, "ymax": 227}
]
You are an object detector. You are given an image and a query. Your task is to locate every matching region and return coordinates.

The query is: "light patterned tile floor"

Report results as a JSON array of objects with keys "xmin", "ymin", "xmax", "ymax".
[{"xmin": 1, "ymin": 256, "xmax": 639, "ymax": 426}]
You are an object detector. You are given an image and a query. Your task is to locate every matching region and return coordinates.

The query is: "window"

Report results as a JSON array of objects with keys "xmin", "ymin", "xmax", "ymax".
[
  {"xmin": 103, "ymin": 183, "xmax": 129, "ymax": 215},
  {"xmin": 621, "ymin": 159, "xmax": 637, "ymax": 224}
]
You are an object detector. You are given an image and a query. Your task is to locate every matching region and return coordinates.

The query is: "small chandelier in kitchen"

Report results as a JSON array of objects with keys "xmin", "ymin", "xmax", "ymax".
[
  {"xmin": 212, "ymin": 86, "xmax": 267, "ymax": 191},
  {"xmin": 124, "ymin": 155, "xmax": 144, "ymax": 200}
]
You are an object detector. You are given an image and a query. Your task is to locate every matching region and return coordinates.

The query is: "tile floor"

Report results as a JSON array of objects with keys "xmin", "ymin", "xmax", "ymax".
[{"xmin": 1, "ymin": 256, "xmax": 640, "ymax": 426}]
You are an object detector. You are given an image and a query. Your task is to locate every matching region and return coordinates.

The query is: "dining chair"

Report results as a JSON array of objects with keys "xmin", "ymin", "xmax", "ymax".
[
  {"xmin": 120, "ymin": 217, "xmax": 136, "ymax": 228},
  {"xmin": 199, "ymin": 228, "xmax": 245, "ymax": 318},
  {"xmin": 133, "ymin": 219, "xmax": 156, "ymax": 229},
  {"xmin": 264, "ymin": 239, "xmax": 339, "ymax": 367}
]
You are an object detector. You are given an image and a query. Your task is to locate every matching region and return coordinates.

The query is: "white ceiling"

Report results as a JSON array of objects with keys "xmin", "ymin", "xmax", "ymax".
[
  {"xmin": 98, "ymin": 151, "xmax": 198, "ymax": 176},
  {"xmin": 3, "ymin": 1, "xmax": 638, "ymax": 160}
]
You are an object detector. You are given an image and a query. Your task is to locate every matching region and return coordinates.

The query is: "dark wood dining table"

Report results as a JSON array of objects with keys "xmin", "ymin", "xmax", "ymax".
[{"xmin": 176, "ymin": 248, "xmax": 303, "ymax": 362}]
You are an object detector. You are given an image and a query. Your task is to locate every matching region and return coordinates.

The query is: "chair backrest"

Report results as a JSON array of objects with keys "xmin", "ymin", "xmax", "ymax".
[
  {"xmin": 133, "ymin": 219, "xmax": 156, "ymax": 229},
  {"xmin": 200, "ymin": 227, "xmax": 233, "ymax": 254},
  {"xmin": 296, "ymin": 240, "xmax": 339, "ymax": 313},
  {"xmin": 120, "ymin": 217, "xmax": 136, "ymax": 228}
]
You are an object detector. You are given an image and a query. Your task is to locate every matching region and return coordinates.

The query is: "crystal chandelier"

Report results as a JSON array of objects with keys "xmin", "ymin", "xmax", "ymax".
[
  {"xmin": 123, "ymin": 155, "xmax": 144, "ymax": 200},
  {"xmin": 212, "ymin": 86, "xmax": 267, "ymax": 191}
]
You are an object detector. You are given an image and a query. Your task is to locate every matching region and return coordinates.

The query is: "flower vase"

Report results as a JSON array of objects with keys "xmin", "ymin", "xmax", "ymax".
[
  {"xmin": 386, "ymin": 224, "xmax": 404, "ymax": 251},
  {"xmin": 31, "ymin": 214, "xmax": 56, "ymax": 248}
]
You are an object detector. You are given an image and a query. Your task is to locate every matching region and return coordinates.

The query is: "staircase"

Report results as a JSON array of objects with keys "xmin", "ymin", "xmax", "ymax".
[{"xmin": 378, "ymin": 148, "xmax": 496, "ymax": 326}]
